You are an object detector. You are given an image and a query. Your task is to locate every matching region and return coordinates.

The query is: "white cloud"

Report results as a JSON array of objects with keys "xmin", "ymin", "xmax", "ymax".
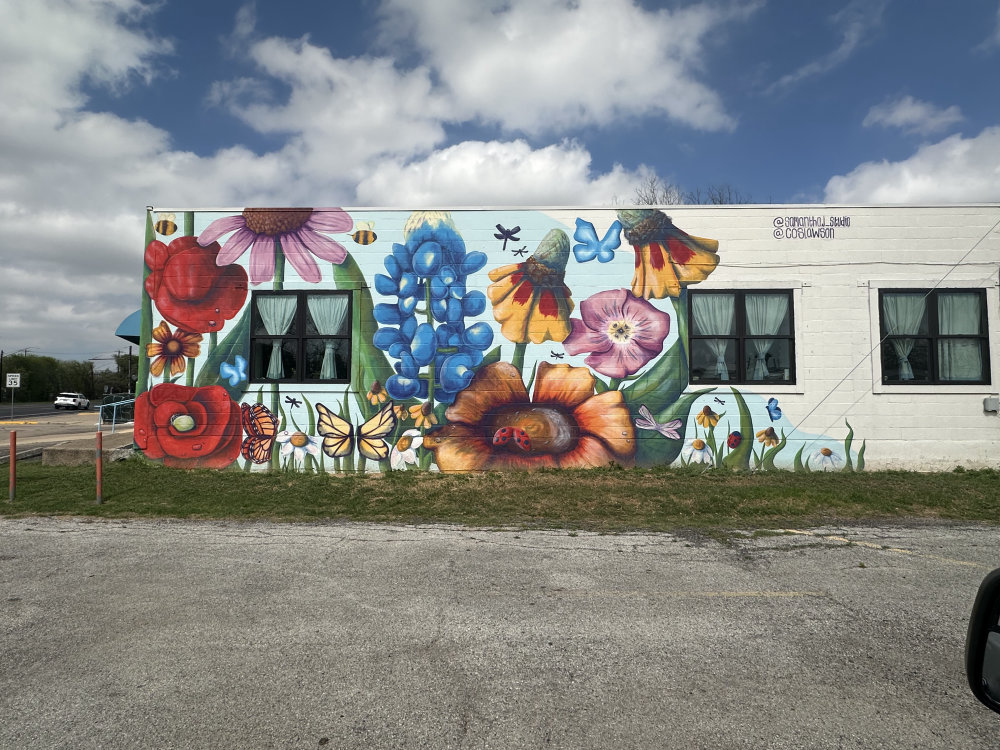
[
  {"xmin": 823, "ymin": 127, "xmax": 1000, "ymax": 203},
  {"xmin": 355, "ymin": 139, "xmax": 651, "ymax": 206},
  {"xmin": 769, "ymin": 0, "xmax": 887, "ymax": 92},
  {"xmin": 975, "ymin": 3, "xmax": 1000, "ymax": 51},
  {"xmin": 373, "ymin": 0, "xmax": 750, "ymax": 134},
  {"xmin": 862, "ymin": 95, "xmax": 963, "ymax": 136}
]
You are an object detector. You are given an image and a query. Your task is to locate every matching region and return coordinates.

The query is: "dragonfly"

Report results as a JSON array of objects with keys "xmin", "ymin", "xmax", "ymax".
[{"xmin": 494, "ymin": 224, "xmax": 521, "ymax": 253}]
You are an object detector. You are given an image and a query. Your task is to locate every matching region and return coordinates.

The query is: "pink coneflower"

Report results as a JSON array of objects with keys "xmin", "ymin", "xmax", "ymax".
[{"xmin": 198, "ymin": 207, "xmax": 353, "ymax": 284}]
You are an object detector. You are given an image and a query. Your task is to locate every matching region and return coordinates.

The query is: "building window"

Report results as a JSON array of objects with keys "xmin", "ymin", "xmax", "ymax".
[
  {"xmin": 250, "ymin": 291, "xmax": 352, "ymax": 383},
  {"xmin": 688, "ymin": 290, "xmax": 795, "ymax": 384},
  {"xmin": 879, "ymin": 289, "xmax": 990, "ymax": 384}
]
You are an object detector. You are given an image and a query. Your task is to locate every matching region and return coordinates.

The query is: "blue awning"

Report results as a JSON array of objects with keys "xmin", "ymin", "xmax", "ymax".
[{"xmin": 115, "ymin": 310, "xmax": 141, "ymax": 344}]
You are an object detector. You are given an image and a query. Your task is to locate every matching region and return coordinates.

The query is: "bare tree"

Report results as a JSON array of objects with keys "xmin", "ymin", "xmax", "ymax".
[{"xmin": 633, "ymin": 175, "xmax": 685, "ymax": 205}]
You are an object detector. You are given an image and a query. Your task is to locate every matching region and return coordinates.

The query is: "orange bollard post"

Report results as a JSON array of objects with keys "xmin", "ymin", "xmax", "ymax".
[
  {"xmin": 8, "ymin": 431, "xmax": 14, "ymax": 503},
  {"xmin": 95, "ymin": 431, "xmax": 103, "ymax": 505}
]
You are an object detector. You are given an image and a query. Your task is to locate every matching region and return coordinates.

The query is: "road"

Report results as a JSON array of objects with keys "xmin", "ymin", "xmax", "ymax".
[
  {"xmin": 0, "ymin": 402, "xmax": 131, "ymax": 460},
  {"xmin": 1, "ymin": 518, "xmax": 997, "ymax": 748}
]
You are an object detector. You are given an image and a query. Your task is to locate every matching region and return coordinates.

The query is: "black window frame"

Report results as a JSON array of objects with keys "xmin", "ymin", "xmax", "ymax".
[
  {"xmin": 878, "ymin": 288, "xmax": 991, "ymax": 385},
  {"xmin": 249, "ymin": 290, "xmax": 353, "ymax": 384},
  {"xmin": 687, "ymin": 289, "xmax": 796, "ymax": 385}
]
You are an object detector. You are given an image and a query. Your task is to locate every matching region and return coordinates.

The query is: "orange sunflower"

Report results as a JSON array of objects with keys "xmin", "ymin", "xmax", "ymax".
[
  {"xmin": 146, "ymin": 321, "xmax": 202, "ymax": 377},
  {"xmin": 487, "ymin": 228, "xmax": 574, "ymax": 344},
  {"xmin": 617, "ymin": 209, "xmax": 720, "ymax": 300},
  {"xmin": 423, "ymin": 362, "xmax": 636, "ymax": 472}
]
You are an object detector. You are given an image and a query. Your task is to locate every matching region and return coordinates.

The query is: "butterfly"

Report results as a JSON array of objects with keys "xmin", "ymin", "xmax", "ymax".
[
  {"xmin": 316, "ymin": 401, "xmax": 397, "ymax": 461},
  {"xmin": 766, "ymin": 397, "xmax": 782, "ymax": 421},
  {"xmin": 572, "ymin": 218, "xmax": 623, "ymax": 263},
  {"xmin": 220, "ymin": 355, "xmax": 247, "ymax": 386},
  {"xmin": 284, "ymin": 395, "xmax": 302, "ymax": 408},
  {"xmin": 241, "ymin": 402, "xmax": 278, "ymax": 464},
  {"xmin": 727, "ymin": 431, "xmax": 743, "ymax": 449},
  {"xmin": 493, "ymin": 426, "xmax": 531, "ymax": 452},
  {"xmin": 634, "ymin": 404, "xmax": 682, "ymax": 440}
]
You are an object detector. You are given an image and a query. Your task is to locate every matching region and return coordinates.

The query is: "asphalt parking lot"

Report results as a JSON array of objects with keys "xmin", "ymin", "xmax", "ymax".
[{"xmin": 1, "ymin": 518, "xmax": 997, "ymax": 748}]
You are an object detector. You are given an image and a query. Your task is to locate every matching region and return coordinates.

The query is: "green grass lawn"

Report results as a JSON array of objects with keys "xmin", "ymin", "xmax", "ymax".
[{"xmin": 3, "ymin": 456, "xmax": 998, "ymax": 531}]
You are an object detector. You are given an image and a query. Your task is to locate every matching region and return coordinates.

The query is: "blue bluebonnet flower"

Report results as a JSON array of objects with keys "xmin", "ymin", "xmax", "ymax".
[{"xmin": 373, "ymin": 218, "xmax": 494, "ymax": 404}]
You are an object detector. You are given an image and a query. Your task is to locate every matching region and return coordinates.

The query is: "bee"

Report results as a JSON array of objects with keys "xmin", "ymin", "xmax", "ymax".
[
  {"xmin": 154, "ymin": 213, "xmax": 177, "ymax": 236},
  {"xmin": 351, "ymin": 221, "xmax": 377, "ymax": 245}
]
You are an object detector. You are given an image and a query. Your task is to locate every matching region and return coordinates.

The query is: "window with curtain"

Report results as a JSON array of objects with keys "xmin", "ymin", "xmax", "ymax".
[
  {"xmin": 879, "ymin": 289, "xmax": 990, "ymax": 384},
  {"xmin": 688, "ymin": 290, "xmax": 795, "ymax": 384},
  {"xmin": 250, "ymin": 291, "xmax": 352, "ymax": 383}
]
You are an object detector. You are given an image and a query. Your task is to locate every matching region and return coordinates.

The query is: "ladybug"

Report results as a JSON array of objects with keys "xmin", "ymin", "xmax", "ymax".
[
  {"xmin": 727, "ymin": 431, "xmax": 742, "ymax": 449},
  {"xmin": 493, "ymin": 426, "xmax": 531, "ymax": 452}
]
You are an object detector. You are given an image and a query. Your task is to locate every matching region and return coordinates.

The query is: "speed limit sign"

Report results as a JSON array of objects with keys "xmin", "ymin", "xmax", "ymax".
[{"xmin": 5, "ymin": 373, "xmax": 19, "ymax": 388}]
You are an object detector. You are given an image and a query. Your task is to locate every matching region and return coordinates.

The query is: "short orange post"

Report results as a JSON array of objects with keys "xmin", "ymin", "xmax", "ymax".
[
  {"xmin": 95, "ymin": 431, "xmax": 103, "ymax": 505},
  {"xmin": 8, "ymin": 431, "xmax": 14, "ymax": 503}
]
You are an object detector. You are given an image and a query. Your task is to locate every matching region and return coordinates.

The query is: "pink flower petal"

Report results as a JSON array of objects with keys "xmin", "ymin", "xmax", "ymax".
[
  {"xmin": 563, "ymin": 317, "xmax": 611, "ymax": 357},
  {"xmin": 297, "ymin": 228, "xmax": 348, "ymax": 264},
  {"xmin": 198, "ymin": 215, "xmax": 246, "ymax": 246},
  {"xmin": 249, "ymin": 235, "xmax": 276, "ymax": 284},
  {"xmin": 579, "ymin": 288, "xmax": 628, "ymax": 332},
  {"xmin": 305, "ymin": 209, "xmax": 353, "ymax": 233},
  {"xmin": 215, "ymin": 228, "xmax": 256, "ymax": 266},
  {"xmin": 281, "ymin": 232, "xmax": 322, "ymax": 283}
]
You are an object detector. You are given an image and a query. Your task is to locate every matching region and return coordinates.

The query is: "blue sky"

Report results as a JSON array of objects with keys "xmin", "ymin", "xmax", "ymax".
[{"xmin": 1, "ymin": 0, "xmax": 999, "ymax": 362}]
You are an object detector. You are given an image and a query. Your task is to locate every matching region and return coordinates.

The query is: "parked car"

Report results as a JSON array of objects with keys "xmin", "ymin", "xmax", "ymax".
[
  {"xmin": 966, "ymin": 567, "xmax": 1000, "ymax": 715},
  {"xmin": 53, "ymin": 392, "xmax": 90, "ymax": 410}
]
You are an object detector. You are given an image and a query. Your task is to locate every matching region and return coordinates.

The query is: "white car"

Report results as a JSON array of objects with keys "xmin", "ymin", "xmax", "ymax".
[{"xmin": 54, "ymin": 392, "xmax": 90, "ymax": 410}]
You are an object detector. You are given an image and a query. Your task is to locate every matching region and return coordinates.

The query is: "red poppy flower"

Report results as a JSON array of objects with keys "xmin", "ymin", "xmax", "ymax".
[
  {"xmin": 144, "ymin": 235, "xmax": 249, "ymax": 334},
  {"xmin": 423, "ymin": 362, "xmax": 636, "ymax": 472},
  {"xmin": 134, "ymin": 384, "xmax": 242, "ymax": 469}
]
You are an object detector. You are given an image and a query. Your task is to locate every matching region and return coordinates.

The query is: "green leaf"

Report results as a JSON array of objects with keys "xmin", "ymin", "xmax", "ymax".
[
  {"xmin": 194, "ymin": 306, "xmax": 251, "ymax": 400},
  {"xmin": 721, "ymin": 389, "xmax": 755, "ymax": 470},
  {"xmin": 843, "ymin": 420, "xmax": 855, "ymax": 472},
  {"xmin": 621, "ymin": 338, "xmax": 686, "ymax": 416},
  {"xmin": 478, "ymin": 345, "xmax": 502, "ymax": 370},
  {"xmin": 857, "ymin": 440, "xmax": 866, "ymax": 471},
  {"xmin": 793, "ymin": 444, "xmax": 806, "ymax": 472},
  {"xmin": 762, "ymin": 430, "xmax": 787, "ymax": 471}
]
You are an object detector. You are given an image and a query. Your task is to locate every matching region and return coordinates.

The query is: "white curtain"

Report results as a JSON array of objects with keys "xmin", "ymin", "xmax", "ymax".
[
  {"xmin": 692, "ymin": 294, "xmax": 734, "ymax": 380},
  {"xmin": 745, "ymin": 294, "xmax": 788, "ymax": 380},
  {"xmin": 938, "ymin": 293, "xmax": 982, "ymax": 381},
  {"xmin": 882, "ymin": 293, "xmax": 925, "ymax": 381},
  {"xmin": 307, "ymin": 295, "xmax": 350, "ymax": 379},
  {"xmin": 257, "ymin": 296, "xmax": 297, "ymax": 379}
]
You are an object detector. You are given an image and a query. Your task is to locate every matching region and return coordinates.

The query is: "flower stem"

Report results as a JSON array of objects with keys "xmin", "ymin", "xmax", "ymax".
[
  {"xmin": 511, "ymin": 342, "xmax": 527, "ymax": 374},
  {"xmin": 608, "ymin": 377, "xmax": 622, "ymax": 391},
  {"xmin": 274, "ymin": 239, "xmax": 285, "ymax": 291},
  {"xmin": 186, "ymin": 359, "xmax": 195, "ymax": 387},
  {"xmin": 270, "ymin": 384, "xmax": 281, "ymax": 472}
]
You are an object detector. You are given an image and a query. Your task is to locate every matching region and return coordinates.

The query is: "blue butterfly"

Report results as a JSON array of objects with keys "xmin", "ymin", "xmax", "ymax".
[
  {"xmin": 220, "ymin": 355, "xmax": 248, "ymax": 386},
  {"xmin": 573, "ymin": 218, "xmax": 622, "ymax": 263},
  {"xmin": 766, "ymin": 397, "xmax": 782, "ymax": 421}
]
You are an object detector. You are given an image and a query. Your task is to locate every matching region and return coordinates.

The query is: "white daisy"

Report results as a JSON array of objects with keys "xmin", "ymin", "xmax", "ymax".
[
  {"xmin": 390, "ymin": 429, "xmax": 423, "ymax": 470},
  {"xmin": 682, "ymin": 438, "xmax": 714, "ymax": 465}
]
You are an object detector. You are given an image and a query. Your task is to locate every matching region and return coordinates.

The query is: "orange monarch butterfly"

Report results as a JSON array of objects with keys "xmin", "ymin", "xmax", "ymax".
[
  {"xmin": 241, "ymin": 402, "xmax": 278, "ymax": 464},
  {"xmin": 316, "ymin": 401, "xmax": 397, "ymax": 462}
]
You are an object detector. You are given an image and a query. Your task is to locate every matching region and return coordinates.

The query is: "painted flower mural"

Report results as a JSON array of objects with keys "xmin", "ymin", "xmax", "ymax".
[
  {"xmin": 562, "ymin": 289, "xmax": 670, "ymax": 379},
  {"xmin": 424, "ymin": 361, "xmax": 636, "ymax": 471},
  {"xmin": 198, "ymin": 208, "xmax": 353, "ymax": 284},
  {"xmin": 146, "ymin": 321, "xmax": 202, "ymax": 377},
  {"xmin": 488, "ymin": 229, "xmax": 575, "ymax": 345},
  {"xmin": 144, "ymin": 235, "xmax": 248, "ymax": 333},
  {"xmin": 617, "ymin": 209, "xmax": 720, "ymax": 300},
  {"xmin": 134, "ymin": 383, "xmax": 243, "ymax": 469},
  {"xmin": 276, "ymin": 429, "xmax": 322, "ymax": 464},
  {"xmin": 682, "ymin": 438, "xmax": 713, "ymax": 465}
]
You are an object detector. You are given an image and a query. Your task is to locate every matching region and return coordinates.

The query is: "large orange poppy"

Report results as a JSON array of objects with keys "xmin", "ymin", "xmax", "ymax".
[{"xmin": 423, "ymin": 362, "xmax": 636, "ymax": 472}]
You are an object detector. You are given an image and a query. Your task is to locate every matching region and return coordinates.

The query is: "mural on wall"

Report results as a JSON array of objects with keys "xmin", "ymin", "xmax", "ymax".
[{"xmin": 134, "ymin": 207, "xmax": 864, "ymax": 473}]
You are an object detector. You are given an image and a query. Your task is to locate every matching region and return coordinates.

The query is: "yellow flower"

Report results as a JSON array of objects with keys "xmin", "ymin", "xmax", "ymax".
[
  {"xmin": 487, "ymin": 229, "xmax": 574, "ymax": 344},
  {"xmin": 367, "ymin": 380, "xmax": 387, "ymax": 405},
  {"xmin": 756, "ymin": 427, "xmax": 779, "ymax": 447},
  {"xmin": 393, "ymin": 404, "xmax": 409, "ymax": 421},
  {"xmin": 617, "ymin": 209, "xmax": 720, "ymax": 300},
  {"xmin": 146, "ymin": 321, "xmax": 202, "ymax": 377},
  {"xmin": 695, "ymin": 405, "xmax": 720, "ymax": 428},
  {"xmin": 409, "ymin": 401, "xmax": 438, "ymax": 430}
]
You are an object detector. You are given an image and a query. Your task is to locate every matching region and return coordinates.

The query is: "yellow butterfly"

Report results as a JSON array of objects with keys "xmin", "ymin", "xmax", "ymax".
[{"xmin": 316, "ymin": 401, "xmax": 397, "ymax": 461}]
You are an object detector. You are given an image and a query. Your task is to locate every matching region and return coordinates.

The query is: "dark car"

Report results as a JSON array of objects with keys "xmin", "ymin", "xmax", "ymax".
[{"xmin": 966, "ymin": 567, "xmax": 1000, "ymax": 715}]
